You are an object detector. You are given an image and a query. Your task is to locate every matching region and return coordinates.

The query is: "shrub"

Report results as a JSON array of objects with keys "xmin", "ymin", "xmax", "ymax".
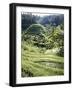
[{"xmin": 57, "ymin": 47, "xmax": 64, "ymax": 57}]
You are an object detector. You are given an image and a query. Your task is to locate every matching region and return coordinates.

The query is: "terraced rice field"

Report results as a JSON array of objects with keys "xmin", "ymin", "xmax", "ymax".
[{"xmin": 21, "ymin": 43, "xmax": 64, "ymax": 77}]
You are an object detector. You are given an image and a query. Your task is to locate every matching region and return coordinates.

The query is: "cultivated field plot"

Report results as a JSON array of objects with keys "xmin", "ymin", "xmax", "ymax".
[{"xmin": 21, "ymin": 42, "xmax": 64, "ymax": 77}]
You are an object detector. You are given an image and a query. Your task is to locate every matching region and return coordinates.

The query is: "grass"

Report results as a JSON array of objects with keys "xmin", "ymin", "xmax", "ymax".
[{"xmin": 21, "ymin": 42, "xmax": 64, "ymax": 77}]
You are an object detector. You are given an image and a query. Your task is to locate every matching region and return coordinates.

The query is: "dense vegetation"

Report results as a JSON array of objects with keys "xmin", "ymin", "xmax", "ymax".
[{"xmin": 21, "ymin": 13, "xmax": 64, "ymax": 77}]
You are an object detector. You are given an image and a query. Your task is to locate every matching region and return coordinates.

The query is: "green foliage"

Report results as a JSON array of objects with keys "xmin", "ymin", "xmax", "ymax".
[
  {"xmin": 26, "ymin": 24, "xmax": 46, "ymax": 35},
  {"xmin": 57, "ymin": 47, "xmax": 64, "ymax": 57}
]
